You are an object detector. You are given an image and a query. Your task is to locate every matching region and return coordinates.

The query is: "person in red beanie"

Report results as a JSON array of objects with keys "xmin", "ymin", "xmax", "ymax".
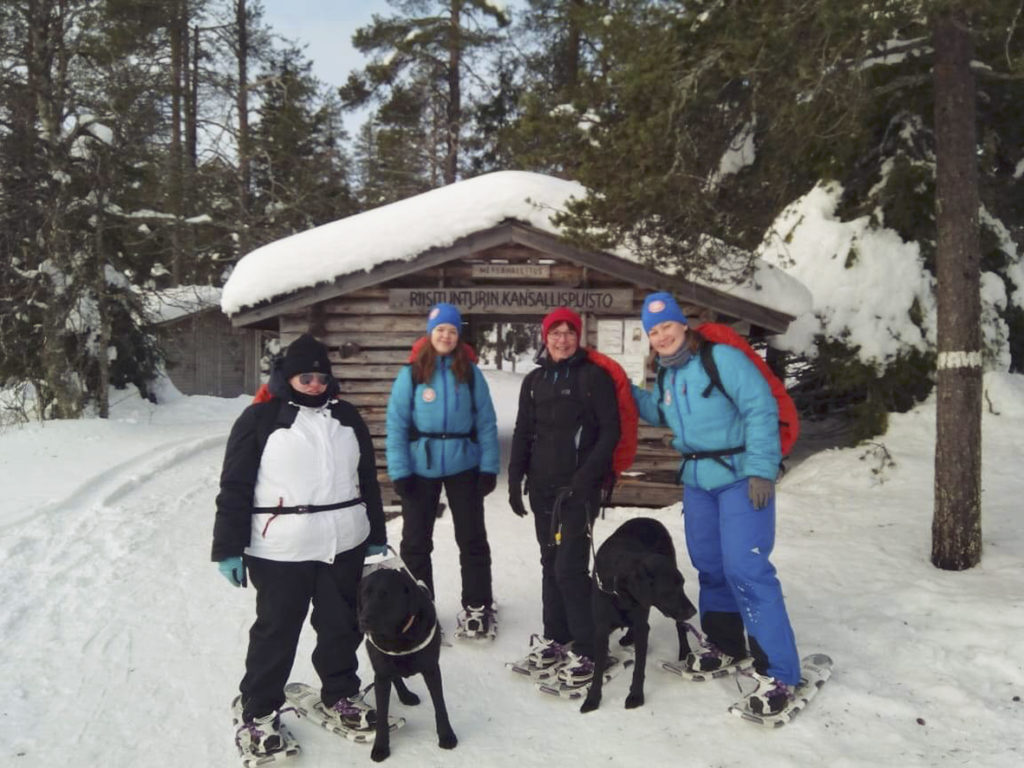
[{"xmin": 508, "ymin": 307, "xmax": 620, "ymax": 687}]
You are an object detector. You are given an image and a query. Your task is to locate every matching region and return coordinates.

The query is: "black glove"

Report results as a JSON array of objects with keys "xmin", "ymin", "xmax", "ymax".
[
  {"xmin": 393, "ymin": 475, "xmax": 416, "ymax": 499},
  {"xmin": 748, "ymin": 477, "xmax": 775, "ymax": 509},
  {"xmin": 509, "ymin": 476, "xmax": 528, "ymax": 518},
  {"xmin": 477, "ymin": 472, "xmax": 497, "ymax": 497}
]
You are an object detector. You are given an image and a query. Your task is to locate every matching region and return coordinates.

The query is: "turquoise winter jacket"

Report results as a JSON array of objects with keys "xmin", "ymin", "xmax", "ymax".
[
  {"xmin": 386, "ymin": 356, "xmax": 499, "ymax": 480},
  {"xmin": 632, "ymin": 343, "xmax": 781, "ymax": 491}
]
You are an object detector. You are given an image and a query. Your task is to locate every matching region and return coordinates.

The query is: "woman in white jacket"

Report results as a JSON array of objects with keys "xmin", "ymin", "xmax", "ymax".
[{"xmin": 212, "ymin": 334, "xmax": 387, "ymax": 759}]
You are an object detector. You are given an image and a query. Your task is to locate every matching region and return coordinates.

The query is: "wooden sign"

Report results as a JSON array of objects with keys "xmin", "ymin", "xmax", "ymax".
[
  {"xmin": 388, "ymin": 287, "xmax": 633, "ymax": 314},
  {"xmin": 471, "ymin": 263, "xmax": 551, "ymax": 279}
]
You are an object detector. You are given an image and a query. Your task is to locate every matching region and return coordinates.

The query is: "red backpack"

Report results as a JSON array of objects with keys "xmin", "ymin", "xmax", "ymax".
[
  {"xmin": 583, "ymin": 348, "xmax": 639, "ymax": 479},
  {"xmin": 676, "ymin": 323, "xmax": 799, "ymax": 457}
]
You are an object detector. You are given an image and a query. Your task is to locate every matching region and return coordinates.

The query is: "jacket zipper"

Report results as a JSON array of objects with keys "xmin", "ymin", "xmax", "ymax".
[
  {"xmin": 440, "ymin": 360, "xmax": 449, "ymax": 476},
  {"xmin": 670, "ymin": 367, "xmax": 695, "ymax": 486}
]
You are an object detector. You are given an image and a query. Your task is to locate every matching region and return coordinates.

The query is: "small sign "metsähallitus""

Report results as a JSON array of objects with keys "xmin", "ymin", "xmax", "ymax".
[
  {"xmin": 471, "ymin": 264, "xmax": 551, "ymax": 279},
  {"xmin": 388, "ymin": 287, "xmax": 632, "ymax": 313}
]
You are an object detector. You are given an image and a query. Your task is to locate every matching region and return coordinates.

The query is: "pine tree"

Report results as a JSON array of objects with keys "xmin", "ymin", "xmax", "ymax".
[
  {"xmin": 352, "ymin": 85, "xmax": 436, "ymax": 206},
  {"xmin": 248, "ymin": 47, "xmax": 356, "ymax": 242},
  {"xmin": 0, "ymin": 0, "xmax": 172, "ymax": 417},
  {"xmin": 342, "ymin": 0, "xmax": 510, "ymax": 186}
]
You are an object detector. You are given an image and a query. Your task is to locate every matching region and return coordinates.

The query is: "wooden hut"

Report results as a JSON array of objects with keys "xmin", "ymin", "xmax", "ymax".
[
  {"xmin": 150, "ymin": 286, "xmax": 265, "ymax": 397},
  {"xmin": 223, "ymin": 172, "xmax": 808, "ymax": 507}
]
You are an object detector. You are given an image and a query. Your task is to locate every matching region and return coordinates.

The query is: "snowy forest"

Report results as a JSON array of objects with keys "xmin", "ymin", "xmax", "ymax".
[{"xmin": 1, "ymin": 0, "xmax": 1023, "ymax": 442}]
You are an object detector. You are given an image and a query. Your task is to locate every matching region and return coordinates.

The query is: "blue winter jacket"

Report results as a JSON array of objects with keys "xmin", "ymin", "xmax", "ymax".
[
  {"xmin": 386, "ymin": 356, "xmax": 499, "ymax": 480},
  {"xmin": 632, "ymin": 343, "xmax": 781, "ymax": 491}
]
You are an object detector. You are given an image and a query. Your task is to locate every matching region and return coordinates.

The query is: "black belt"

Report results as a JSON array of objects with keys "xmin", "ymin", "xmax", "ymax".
[
  {"xmin": 408, "ymin": 427, "xmax": 476, "ymax": 441},
  {"xmin": 677, "ymin": 446, "xmax": 745, "ymax": 483},
  {"xmin": 254, "ymin": 497, "xmax": 364, "ymax": 515},
  {"xmin": 408, "ymin": 427, "xmax": 477, "ymax": 470}
]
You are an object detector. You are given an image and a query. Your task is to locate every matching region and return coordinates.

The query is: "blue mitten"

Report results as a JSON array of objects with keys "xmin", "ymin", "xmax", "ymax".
[
  {"xmin": 217, "ymin": 556, "xmax": 246, "ymax": 587},
  {"xmin": 366, "ymin": 544, "xmax": 388, "ymax": 557}
]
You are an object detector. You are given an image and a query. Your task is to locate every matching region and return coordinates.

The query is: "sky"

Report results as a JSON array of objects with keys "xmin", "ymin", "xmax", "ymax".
[
  {"xmin": 259, "ymin": 1, "xmax": 522, "ymax": 137},
  {"xmin": 1, "ymin": 366, "xmax": 1022, "ymax": 767},
  {"xmin": 260, "ymin": 0, "xmax": 393, "ymax": 89}
]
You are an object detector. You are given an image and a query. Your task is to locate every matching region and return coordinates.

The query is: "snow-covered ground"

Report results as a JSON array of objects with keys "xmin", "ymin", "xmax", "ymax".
[{"xmin": 2, "ymin": 370, "xmax": 1022, "ymax": 768}]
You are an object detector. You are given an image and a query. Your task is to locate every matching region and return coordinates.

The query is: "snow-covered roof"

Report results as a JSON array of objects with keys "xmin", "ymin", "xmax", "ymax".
[{"xmin": 221, "ymin": 170, "xmax": 811, "ymax": 320}]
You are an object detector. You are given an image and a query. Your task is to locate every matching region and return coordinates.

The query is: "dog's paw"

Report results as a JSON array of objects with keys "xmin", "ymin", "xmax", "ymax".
[
  {"xmin": 371, "ymin": 743, "xmax": 390, "ymax": 762},
  {"xmin": 438, "ymin": 730, "xmax": 458, "ymax": 750},
  {"xmin": 624, "ymin": 692, "xmax": 644, "ymax": 709},
  {"xmin": 580, "ymin": 696, "xmax": 600, "ymax": 714}
]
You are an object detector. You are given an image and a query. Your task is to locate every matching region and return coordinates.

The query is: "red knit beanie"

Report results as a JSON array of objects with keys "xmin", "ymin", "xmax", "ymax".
[{"xmin": 541, "ymin": 307, "xmax": 582, "ymax": 342}]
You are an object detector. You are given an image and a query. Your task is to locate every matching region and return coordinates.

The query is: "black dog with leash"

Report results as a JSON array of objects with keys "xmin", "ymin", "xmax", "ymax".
[
  {"xmin": 581, "ymin": 517, "xmax": 697, "ymax": 713},
  {"xmin": 358, "ymin": 565, "xmax": 457, "ymax": 762}
]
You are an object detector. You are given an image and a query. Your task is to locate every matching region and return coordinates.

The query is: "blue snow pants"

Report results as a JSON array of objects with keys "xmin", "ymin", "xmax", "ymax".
[{"xmin": 683, "ymin": 478, "xmax": 800, "ymax": 684}]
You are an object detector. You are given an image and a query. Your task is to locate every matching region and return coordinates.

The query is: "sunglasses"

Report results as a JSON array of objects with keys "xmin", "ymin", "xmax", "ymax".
[{"xmin": 297, "ymin": 372, "xmax": 329, "ymax": 386}]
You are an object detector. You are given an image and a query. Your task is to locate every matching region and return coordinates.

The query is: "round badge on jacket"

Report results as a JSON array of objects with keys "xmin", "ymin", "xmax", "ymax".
[
  {"xmin": 421, "ymin": 387, "xmax": 437, "ymax": 403},
  {"xmin": 664, "ymin": 390, "xmax": 672, "ymax": 406}
]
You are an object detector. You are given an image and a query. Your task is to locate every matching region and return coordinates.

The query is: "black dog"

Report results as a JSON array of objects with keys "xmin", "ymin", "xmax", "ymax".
[
  {"xmin": 357, "ymin": 567, "xmax": 457, "ymax": 762},
  {"xmin": 581, "ymin": 517, "xmax": 697, "ymax": 714}
]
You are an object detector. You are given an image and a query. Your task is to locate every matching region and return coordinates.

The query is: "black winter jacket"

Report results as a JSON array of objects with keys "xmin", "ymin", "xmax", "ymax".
[
  {"xmin": 508, "ymin": 347, "xmax": 620, "ymax": 492},
  {"xmin": 211, "ymin": 371, "xmax": 386, "ymax": 562}
]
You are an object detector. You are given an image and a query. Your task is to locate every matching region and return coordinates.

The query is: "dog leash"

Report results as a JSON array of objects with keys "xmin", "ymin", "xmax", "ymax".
[
  {"xmin": 549, "ymin": 487, "xmax": 616, "ymax": 600},
  {"xmin": 363, "ymin": 545, "xmax": 432, "ymax": 594}
]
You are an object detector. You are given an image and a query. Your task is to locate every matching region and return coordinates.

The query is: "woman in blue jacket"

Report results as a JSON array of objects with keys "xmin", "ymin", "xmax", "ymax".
[
  {"xmin": 386, "ymin": 303, "xmax": 500, "ymax": 638},
  {"xmin": 632, "ymin": 292, "xmax": 800, "ymax": 716}
]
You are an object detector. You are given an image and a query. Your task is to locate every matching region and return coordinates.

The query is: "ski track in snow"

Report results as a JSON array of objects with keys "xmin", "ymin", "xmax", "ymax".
[{"xmin": 1, "ymin": 433, "xmax": 235, "ymax": 764}]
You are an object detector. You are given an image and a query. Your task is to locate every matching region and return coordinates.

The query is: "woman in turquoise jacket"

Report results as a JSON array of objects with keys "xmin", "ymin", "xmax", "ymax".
[
  {"xmin": 632, "ymin": 292, "xmax": 800, "ymax": 716},
  {"xmin": 386, "ymin": 303, "xmax": 499, "ymax": 638}
]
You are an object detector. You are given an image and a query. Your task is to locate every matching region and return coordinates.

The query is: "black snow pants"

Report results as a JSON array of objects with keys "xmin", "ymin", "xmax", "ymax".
[
  {"xmin": 529, "ymin": 483, "xmax": 600, "ymax": 660},
  {"xmin": 239, "ymin": 543, "xmax": 366, "ymax": 720},
  {"xmin": 399, "ymin": 467, "xmax": 493, "ymax": 609}
]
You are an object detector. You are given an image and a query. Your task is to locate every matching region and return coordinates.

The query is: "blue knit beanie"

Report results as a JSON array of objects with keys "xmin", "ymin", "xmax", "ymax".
[
  {"xmin": 426, "ymin": 303, "xmax": 462, "ymax": 335},
  {"xmin": 641, "ymin": 292, "xmax": 688, "ymax": 334}
]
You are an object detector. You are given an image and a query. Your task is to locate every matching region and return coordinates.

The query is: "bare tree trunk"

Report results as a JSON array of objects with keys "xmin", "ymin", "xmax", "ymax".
[
  {"xmin": 236, "ymin": 0, "xmax": 251, "ymax": 255},
  {"xmin": 28, "ymin": 0, "xmax": 82, "ymax": 418},
  {"xmin": 169, "ymin": 0, "xmax": 186, "ymax": 285},
  {"xmin": 931, "ymin": 10, "xmax": 982, "ymax": 571},
  {"xmin": 93, "ymin": 170, "xmax": 110, "ymax": 419},
  {"xmin": 564, "ymin": 0, "xmax": 584, "ymax": 98},
  {"xmin": 187, "ymin": 23, "xmax": 199, "ymax": 170},
  {"xmin": 445, "ymin": 0, "xmax": 462, "ymax": 185},
  {"xmin": 168, "ymin": 0, "xmax": 189, "ymax": 285}
]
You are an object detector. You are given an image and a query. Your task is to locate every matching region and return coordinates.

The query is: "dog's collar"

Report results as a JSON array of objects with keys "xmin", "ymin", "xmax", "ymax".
[{"xmin": 366, "ymin": 620, "xmax": 438, "ymax": 657}]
